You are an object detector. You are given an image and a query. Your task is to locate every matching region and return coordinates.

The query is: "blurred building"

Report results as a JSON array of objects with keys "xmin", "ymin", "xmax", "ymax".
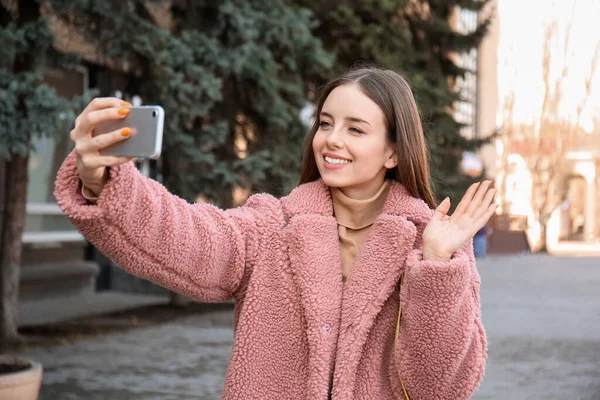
[
  {"xmin": 544, "ymin": 135, "xmax": 600, "ymax": 256},
  {"xmin": 21, "ymin": 66, "xmax": 94, "ymax": 303},
  {"xmin": 453, "ymin": 0, "xmax": 498, "ymax": 178},
  {"xmin": 452, "ymin": 1, "xmax": 531, "ymax": 254},
  {"xmin": 453, "ymin": 1, "xmax": 600, "ymax": 255},
  {"xmin": 491, "ymin": 0, "xmax": 600, "ymax": 255}
]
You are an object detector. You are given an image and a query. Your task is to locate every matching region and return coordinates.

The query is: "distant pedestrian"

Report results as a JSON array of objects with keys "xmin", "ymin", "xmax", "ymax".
[
  {"xmin": 55, "ymin": 66, "xmax": 496, "ymax": 399},
  {"xmin": 474, "ymin": 226, "xmax": 488, "ymax": 258}
]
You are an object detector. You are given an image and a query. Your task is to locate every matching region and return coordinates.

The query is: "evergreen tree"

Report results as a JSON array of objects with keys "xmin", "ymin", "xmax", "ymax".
[
  {"xmin": 50, "ymin": 0, "xmax": 332, "ymax": 206},
  {"xmin": 47, "ymin": 0, "xmax": 331, "ymax": 304},
  {"xmin": 0, "ymin": 0, "xmax": 77, "ymax": 341},
  {"xmin": 297, "ymin": 0, "xmax": 493, "ymax": 203}
]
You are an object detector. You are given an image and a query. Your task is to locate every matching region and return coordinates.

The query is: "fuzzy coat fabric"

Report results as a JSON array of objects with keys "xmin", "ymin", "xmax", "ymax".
[{"xmin": 54, "ymin": 152, "xmax": 487, "ymax": 399}]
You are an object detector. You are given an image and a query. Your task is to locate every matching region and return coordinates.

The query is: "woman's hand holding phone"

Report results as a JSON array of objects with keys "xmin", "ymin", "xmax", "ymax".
[{"xmin": 71, "ymin": 97, "xmax": 135, "ymax": 197}]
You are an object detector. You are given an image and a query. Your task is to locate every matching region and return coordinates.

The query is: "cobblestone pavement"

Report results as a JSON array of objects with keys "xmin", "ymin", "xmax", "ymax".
[{"xmin": 20, "ymin": 254, "xmax": 600, "ymax": 399}]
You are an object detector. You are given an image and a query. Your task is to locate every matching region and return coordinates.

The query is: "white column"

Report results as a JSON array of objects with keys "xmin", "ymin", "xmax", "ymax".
[
  {"xmin": 585, "ymin": 175, "xmax": 596, "ymax": 242},
  {"xmin": 574, "ymin": 160, "xmax": 596, "ymax": 242}
]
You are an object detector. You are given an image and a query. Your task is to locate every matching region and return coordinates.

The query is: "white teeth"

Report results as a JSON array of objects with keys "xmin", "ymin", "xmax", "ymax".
[{"xmin": 325, "ymin": 156, "xmax": 351, "ymax": 165}]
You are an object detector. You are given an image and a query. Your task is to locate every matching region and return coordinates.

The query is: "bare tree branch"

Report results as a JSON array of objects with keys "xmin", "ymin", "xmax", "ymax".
[{"xmin": 498, "ymin": 9, "xmax": 598, "ymax": 250}]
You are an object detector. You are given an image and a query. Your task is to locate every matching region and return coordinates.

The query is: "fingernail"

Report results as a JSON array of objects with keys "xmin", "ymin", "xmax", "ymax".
[
  {"xmin": 120, "ymin": 101, "xmax": 132, "ymax": 107},
  {"xmin": 118, "ymin": 108, "xmax": 130, "ymax": 116},
  {"xmin": 445, "ymin": 197, "xmax": 450, "ymax": 202},
  {"xmin": 121, "ymin": 128, "xmax": 131, "ymax": 137}
]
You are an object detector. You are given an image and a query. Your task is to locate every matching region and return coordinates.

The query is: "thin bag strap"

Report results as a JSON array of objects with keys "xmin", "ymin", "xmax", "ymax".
[{"xmin": 395, "ymin": 279, "xmax": 410, "ymax": 400}]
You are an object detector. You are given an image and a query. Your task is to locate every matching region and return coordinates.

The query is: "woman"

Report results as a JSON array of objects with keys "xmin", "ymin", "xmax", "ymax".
[{"xmin": 55, "ymin": 67, "xmax": 496, "ymax": 399}]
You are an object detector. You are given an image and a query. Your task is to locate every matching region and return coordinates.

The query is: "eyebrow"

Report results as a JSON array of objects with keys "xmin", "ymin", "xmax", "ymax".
[{"xmin": 320, "ymin": 111, "xmax": 372, "ymax": 127}]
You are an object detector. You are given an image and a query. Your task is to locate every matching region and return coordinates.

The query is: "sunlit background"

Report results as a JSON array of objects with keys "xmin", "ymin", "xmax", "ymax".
[{"xmin": 498, "ymin": 0, "xmax": 600, "ymax": 129}]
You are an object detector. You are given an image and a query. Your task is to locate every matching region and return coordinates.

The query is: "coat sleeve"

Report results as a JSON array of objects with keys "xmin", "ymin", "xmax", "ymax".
[
  {"xmin": 54, "ymin": 151, "xmax": 274, "ymax": 302},
  {"xmin": 395, "ymin": 232, "xmax": 487, "ymax": 399}
]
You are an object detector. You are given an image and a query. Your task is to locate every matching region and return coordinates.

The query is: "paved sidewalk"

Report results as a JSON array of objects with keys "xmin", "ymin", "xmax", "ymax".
[
  {"xmin": 17, "ymin": 254, "xmax": 600, "ymax": 400},
  {"xmin": 475, "ymin": 254, "xmax": 600, "ymax": 400},
  {"xmin": 21, "ymin": 310, "xmax": 234, "ymax": 400},
  {"xmin": 19, "ymin": 292, "xmax": 169, "ymax": 327}
]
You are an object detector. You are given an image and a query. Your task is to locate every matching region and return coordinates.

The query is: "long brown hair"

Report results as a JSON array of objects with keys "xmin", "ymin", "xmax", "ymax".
[{"xmin": 299, "ymin": 66, "xmax": 437, "ymax": 209}]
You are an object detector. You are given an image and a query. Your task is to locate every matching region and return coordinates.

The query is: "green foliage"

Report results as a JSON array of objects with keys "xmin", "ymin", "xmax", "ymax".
[
  {"xmin": 298, "ymin": 0, "xmax": 493, "ymax": 204},
  {"xmin": 50, "ymin": 0, "xmax": 332, "ymax": 204},
  {"xmin": 0, "ymin": 9, "xmax": 77, "ymax": 160}
]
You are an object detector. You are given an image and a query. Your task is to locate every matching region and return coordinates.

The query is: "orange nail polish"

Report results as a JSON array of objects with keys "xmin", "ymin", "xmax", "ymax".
[
  {"xmin": 120, "ymin": 101, "xmax": 132, "ymax": 107},
  {"xmin": 121, "ymin": 128, "xmax": 131, "ymax": 137},
  {"xmin": 118, "ymin": 108, "xmax": 130, "ymax": 116}
]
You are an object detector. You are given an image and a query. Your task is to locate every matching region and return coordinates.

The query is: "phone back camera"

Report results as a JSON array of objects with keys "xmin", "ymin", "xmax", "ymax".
[{"xmin": 152, "ymin": 111, "xmax": 157, "ymax": 118}]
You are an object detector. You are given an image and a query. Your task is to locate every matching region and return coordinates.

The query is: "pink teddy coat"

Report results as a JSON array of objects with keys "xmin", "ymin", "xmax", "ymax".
[{"xmin": 55, "ymin": 152, "xmax": 487, "ymax": 399}]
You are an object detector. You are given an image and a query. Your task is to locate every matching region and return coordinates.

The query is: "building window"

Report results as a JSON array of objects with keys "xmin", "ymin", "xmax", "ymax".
[
  {"xmin": 456, "ymin": 9, "xmax": 479, "ymax": 139},
  {"xmin": 24, "ymin": 67, "xmax": 87, "ymax": 244}
]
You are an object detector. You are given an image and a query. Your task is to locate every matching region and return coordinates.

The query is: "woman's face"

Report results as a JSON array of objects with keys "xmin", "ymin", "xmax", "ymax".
[{"xmin": 312, "ymin": 83, "xmax": 397, "ymax": 200}]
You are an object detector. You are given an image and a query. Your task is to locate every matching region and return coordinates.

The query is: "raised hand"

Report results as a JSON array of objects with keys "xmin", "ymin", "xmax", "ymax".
[
  {"xmin": 71, "ymin": 98, "xmax": 135, "ymax": 196},
  {"xmin": 422, "ymin": 181, "xmax": 497, "ymax": 262}
]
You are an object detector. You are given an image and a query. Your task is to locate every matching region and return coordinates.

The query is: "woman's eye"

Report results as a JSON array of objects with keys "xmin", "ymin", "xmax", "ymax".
[
  {"xmin": 319, "ymin": 121, "xmax": 332, "ymax": 128},
  {"xmin": 349, "ymin": 127, "xmax": 364, "ymax": 134}
]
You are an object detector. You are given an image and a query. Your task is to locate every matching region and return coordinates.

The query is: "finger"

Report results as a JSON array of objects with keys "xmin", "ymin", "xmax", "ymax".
[
  {"xmin": 450, "ymin": 182, "xmax": 480, "ymax": 221},
  {"xmin": 473, "ymin": 188, "xmax": 496, "ymax": 221},
  {"xmin": 92, "ymin": 127, "xmax": 136, "ymax": 151},
  {"xmin": 431, "ymin": 197, "xmax": 451, "ymax": 222},
  {"xmin": 76, "ymin": 107, "xmax": 132, "ymax": 137},
  {"xmin": 71, "ymin": 98, "xmax": 132, "ymax": 142},
  {"xmin": 83, "ymin": 97, "xmax": 132, "ymax": 114},
  {"xmin": 76, "ymin": 126, "xmax": 134, "ymax": 154},
  {"xmin": 465, "ymin": 180, "xmax": 492, "ymax": 217},
  {"xmin": 475, "ymin": 203, "xmax": 498, "ymax": 227},
  {"xmin": 80, "ymin": 154, "xmax": 134, "ymax": 169}
]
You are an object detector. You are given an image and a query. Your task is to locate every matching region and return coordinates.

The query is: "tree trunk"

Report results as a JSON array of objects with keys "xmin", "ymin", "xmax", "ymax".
[
  {"xmin": 0, "ymin": 0, "xmax": 39, "ymax": 344},
  {"xmin": 0, "ymin": 153, "xmax": 29, "ymax": 342}
]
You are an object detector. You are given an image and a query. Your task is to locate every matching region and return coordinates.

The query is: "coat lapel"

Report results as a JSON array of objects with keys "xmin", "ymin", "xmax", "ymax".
[
  {"xmin": 284, "ymin": 181, "xmax": 344, "ymax": 398},
  {"xmin": 286, "ymin": 215, "xmax": 344, "ymax": 333}
]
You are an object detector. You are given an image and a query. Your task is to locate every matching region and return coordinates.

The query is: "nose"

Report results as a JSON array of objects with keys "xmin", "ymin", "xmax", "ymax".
[{"xmin": 325, "ymin": 126, "xmax": 344, "ymax": 150}]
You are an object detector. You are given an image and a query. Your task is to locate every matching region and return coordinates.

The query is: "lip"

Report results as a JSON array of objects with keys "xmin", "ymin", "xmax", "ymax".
[
  {"xmin": 323, "ymin": 152, "xmax": 352, "ymax": 161},
  {"xmin": 322, "ymin": 153, "xmax": 352, "ymax": 170}
]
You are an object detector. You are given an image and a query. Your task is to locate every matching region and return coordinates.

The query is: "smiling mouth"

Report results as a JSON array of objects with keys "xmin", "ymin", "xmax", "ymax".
[{"xmin": 324, "ymin": 156, "xmax": 352, "ymax": 165}]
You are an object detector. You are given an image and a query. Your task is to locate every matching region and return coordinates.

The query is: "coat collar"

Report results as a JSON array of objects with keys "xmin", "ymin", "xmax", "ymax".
[
  {"xmin": 282, "ymin": 178, "xmax": 433, "ymax": 225},
  {"xmin": 282, "ymin": 179, "xmax": 434, "ymax": 397}
]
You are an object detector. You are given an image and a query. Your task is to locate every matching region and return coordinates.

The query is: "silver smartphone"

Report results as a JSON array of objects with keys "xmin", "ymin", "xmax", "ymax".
[{"xmin": 93, "ymin": 105, "xmax": 164, "ymax": 159}]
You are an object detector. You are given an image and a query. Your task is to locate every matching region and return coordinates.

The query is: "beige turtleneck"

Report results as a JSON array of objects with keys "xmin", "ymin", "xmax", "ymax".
[{"xmin": 330, "ymin": 181, "xmax": 390, "ymax": 282}]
